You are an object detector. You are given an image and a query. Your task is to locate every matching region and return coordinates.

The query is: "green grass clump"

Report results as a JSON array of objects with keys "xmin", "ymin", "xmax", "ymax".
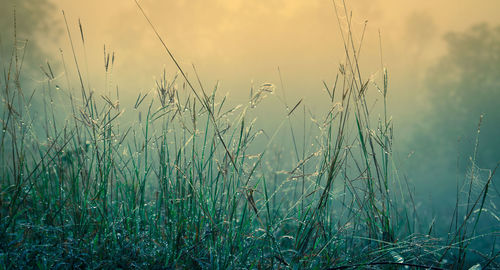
[{"xmin": 0, "ymin": 3, "xmax": 499, "ymax": 269}]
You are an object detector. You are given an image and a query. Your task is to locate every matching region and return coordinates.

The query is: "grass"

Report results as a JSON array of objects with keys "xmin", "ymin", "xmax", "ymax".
[{"xmin": 0, "ymin": 2, "xmax": 499, "ymax": 269}]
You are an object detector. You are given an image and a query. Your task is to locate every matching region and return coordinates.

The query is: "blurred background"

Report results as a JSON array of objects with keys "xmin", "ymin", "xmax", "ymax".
[{"xmin": 1, "ymin": 0, "xmax": 499, "ymax": 226}]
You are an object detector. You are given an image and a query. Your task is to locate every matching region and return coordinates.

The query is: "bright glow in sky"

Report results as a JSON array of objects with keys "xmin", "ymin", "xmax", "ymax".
[{"xmin": 42, "ymin": 0, "xmax": 500, "ymax": 115}]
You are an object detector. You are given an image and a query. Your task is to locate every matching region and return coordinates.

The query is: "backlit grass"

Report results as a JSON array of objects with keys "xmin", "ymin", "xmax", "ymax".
[{"xmin": 0, "ymin": 3, "xmax": 498, "ymax": 269}]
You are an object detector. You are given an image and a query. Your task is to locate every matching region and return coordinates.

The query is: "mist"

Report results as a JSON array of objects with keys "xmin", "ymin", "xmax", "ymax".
[
  {"xmin": 1, "ymin": 0, "xmax": 499, "ymax": 267},
  {"xmin": 30, "ymin": 0, "xmax": 498, "ymax": 201}
]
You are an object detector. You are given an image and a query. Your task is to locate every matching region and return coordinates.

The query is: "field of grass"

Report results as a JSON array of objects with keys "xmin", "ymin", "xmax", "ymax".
[{"xmin": 0, "ymin": 3, "xmax": 499, "ymax": 269}]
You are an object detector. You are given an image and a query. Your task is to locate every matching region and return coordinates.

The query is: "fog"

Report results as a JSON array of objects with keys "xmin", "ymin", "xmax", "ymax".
[
  {"xmin": 2, "ymin": 0, "xmax": 500, "ymax": 220},
  {"xmin": 41, "ymin": 0, "xmax": 500, "ymax": 144},
  {"xmin": 35, "ymin": 0, "xmax": 500, "ymax": 103}
]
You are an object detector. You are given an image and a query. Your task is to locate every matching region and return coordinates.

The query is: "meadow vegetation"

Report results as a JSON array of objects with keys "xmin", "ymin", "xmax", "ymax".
[{"xmin": 0, "ymin": 3, "xmax": 498, "ymax": 269}]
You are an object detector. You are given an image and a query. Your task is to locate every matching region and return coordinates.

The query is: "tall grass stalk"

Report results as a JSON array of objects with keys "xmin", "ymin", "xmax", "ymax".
[{"xmin": 0, "ymin": 2, "xmax": 498, "ymax": 269}]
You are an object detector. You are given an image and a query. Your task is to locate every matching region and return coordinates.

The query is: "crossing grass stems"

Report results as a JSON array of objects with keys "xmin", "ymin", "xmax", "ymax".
[{"xmin": 0, "ymin": 1, "xmax": 498, "ymax": 268}]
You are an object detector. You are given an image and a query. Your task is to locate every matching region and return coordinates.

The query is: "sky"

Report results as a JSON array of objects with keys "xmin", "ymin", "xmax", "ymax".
[
  {"xmin": 43, "ymin": 0, "xmax": 500, "ymax": 109},
  {"xmin": 3, "ymin": 0, "xmax": 500, "ymax": 152},
  {"xmin": 38, "ymin": 1, "xmax": 500, "ymax": 161}
]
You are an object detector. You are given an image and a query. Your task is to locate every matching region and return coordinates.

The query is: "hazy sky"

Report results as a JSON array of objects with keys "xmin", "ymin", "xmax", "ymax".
[
  {"xmin": 2, "ymin": 0, "xmax": 499, "ymax": 204},
  {"xmin": 35, "ymin": 0, "xmax": 500, "ymax": 116}
]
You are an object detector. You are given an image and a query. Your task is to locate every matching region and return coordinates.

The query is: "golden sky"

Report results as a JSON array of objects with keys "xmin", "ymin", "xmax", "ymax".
[{"xmin": 43, "ymin": 0, "xmax": 500, "ymax": 115}]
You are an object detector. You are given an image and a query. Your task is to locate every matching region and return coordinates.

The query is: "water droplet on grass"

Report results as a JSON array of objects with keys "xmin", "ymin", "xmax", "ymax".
[
  {"xmin": 390, "ymin": 251, "xmax": 404, "ymax": 263},
  {"xmin": 468, "ymin": 264, "xmax": 481, "ymax": 270}
]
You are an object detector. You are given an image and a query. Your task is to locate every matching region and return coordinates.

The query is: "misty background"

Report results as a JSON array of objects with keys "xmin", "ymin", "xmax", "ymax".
[{"xmin": 1, "ymin": 0, "xmax": 499, "ymax": 227}]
